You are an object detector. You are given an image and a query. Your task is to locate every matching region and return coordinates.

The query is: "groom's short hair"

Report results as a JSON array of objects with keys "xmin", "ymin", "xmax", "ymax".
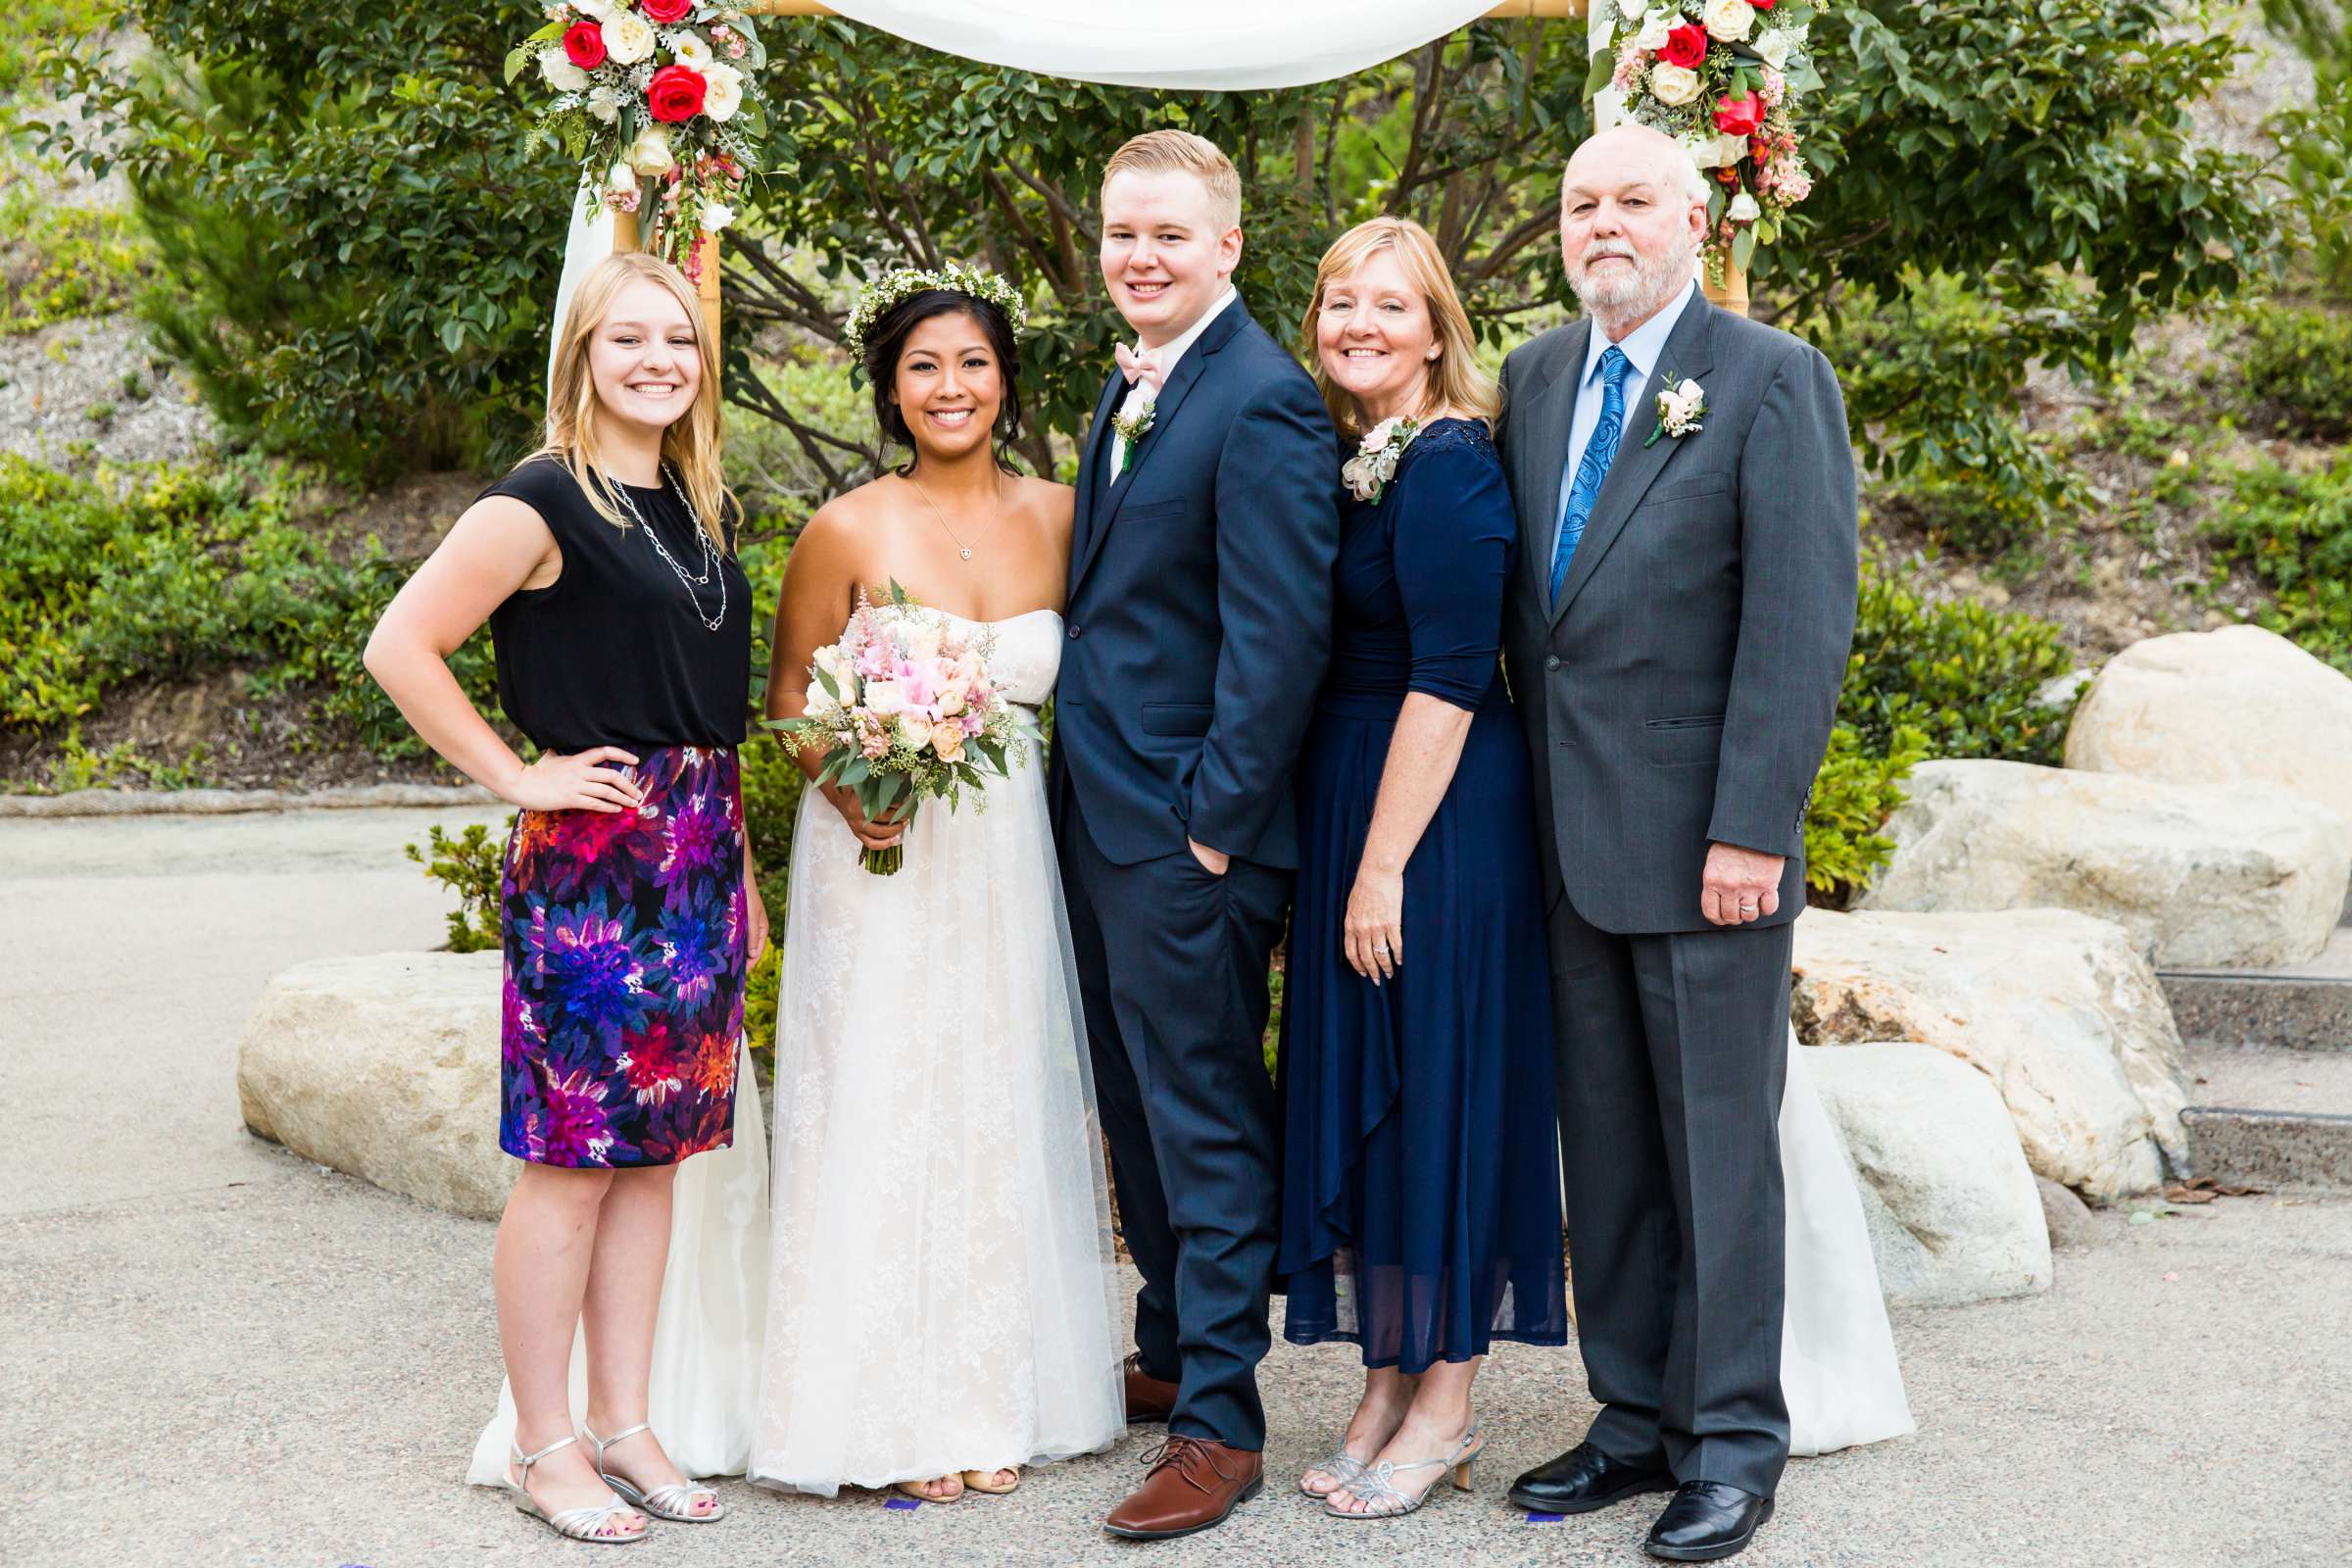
[{"xmin": 1102, "ymin": 129, "xmax": 1243, "ymax": 231}]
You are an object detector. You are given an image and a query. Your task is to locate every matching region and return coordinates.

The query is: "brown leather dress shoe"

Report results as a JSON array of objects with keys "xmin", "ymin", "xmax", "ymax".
[
  {"xmin": 1103, "ymin": 1436, "xmax": 1263, "ymax": 1540},
  {"xmin": 1122, "ymin": 1352, "xmax": 1178, "ymax": 1425}
]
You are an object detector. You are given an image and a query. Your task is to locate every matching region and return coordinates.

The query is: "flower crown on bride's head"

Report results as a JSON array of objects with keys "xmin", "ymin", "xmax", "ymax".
[{"xmin": 842, "ymin": 263, "xmax": 1029, "ymax": 361}]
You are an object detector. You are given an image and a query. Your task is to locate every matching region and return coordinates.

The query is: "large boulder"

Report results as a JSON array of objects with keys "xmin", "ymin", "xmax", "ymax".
[
  {"xmin": 1855, "ymin": 759, "xmax": 2349, "ymax": 967},
  {"xmin": 2065, "ymin": 625, "xmax": 2352, "ymax": 841},
  {"xmin": 1791, "ymin": 908, "xmax": 2190, "ymax": 1203},
  {"xmin": 237, "ymin": 952, "xmax": 513, "ymax": 1220},
  {"xmin": 1806, "ymin": 1043, "xmax": 2052, "ymax": 1305}
]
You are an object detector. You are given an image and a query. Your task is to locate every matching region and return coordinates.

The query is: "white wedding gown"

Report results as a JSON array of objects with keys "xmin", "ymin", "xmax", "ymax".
[
  {"xmin": 749, "ymin": 607, "xmax": 1125, "ymax": 1494},
  {"xmin": 466, "ymin": 612, "xmax": 1904, "ymax": 1484}
]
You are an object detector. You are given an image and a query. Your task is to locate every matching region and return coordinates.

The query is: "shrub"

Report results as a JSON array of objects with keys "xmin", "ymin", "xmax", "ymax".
[
  {"xmin": 1804, "ymin": 720, "xmax": 1931, "ymax": 901},
  {"xmin": 1842, "ymin": 564, "xmax": 2081, "ymax": 766},
  {"xmin": 2237, "ymin": 305, "xmax": 2352, "ymax": 441},
  {"xmin": 0, "ymin": 453, "xmax": 501, "ymax": 753},
  {"xmin": 0, "ymin": 172, "xmax": 152, "ymax": 335},
  {"xmin": 2205, "ymin": 452, "xmax": 2352, "ymax": 671},
  {"xmin": 406, "ymin": 821, "xmax": 508, "ymax": 954}
]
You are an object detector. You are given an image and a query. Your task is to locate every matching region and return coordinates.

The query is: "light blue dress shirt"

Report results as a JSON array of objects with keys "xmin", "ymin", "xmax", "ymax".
[{"xmin": 1552, "ymin": 279, "xmax": 1700, "ymax": 564}]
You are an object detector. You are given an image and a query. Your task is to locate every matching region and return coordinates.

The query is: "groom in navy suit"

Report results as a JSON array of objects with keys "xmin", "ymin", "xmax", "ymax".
[{"xmin": 1048, "ymin": 128, "xmax": 1341, "ymax": 1540}]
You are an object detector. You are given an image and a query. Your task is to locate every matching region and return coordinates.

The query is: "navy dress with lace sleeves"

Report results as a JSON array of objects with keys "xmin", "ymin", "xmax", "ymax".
[{"xmin": 1276, "ymin": 417, "xmax": 1567, "ymax": 1369}]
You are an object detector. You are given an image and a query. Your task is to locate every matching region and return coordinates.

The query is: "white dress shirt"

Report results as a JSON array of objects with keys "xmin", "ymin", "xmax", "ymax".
[
  {"xmin": 1109, "ymin": 286, "xmax": 1238, "ymax": 477},
  {"xmin": 1553, "ymin": 278, "xmax": 1700, "ymax": 563}
]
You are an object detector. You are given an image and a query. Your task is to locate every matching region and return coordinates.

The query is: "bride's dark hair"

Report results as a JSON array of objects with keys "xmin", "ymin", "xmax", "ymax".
[{"xmin": 861, "ymin": 290, "xmax": 1025, "ymax": 474}]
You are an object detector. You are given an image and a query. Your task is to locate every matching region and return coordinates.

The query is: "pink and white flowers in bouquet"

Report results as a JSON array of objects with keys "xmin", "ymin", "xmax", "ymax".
[
  {"xmin": 765, "ymin": 584, "xmax": 1039, "ymax": 875},
  {"xmin": 508, "ymin": 0, "xmax": 767, "ymax": 278},
  {"xmin": 1598, "ymin": 0, "xmax": 1831, "ymax": 279}
]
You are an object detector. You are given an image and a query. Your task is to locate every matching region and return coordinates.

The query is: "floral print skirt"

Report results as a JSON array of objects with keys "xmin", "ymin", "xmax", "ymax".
[{"xmin": 499, "ymin": 745, "xmax": 746, "ymax": 1168}]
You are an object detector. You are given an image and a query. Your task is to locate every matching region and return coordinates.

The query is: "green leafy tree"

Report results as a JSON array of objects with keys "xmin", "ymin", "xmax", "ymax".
[{"xmin": 40, "ymin": 0, "xmax": 570, "ymax": 480}]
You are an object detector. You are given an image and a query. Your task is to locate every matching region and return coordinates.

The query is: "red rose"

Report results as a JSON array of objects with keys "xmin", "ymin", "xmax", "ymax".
[
  {"xmin": 1713, "ymin": 92, "xmax": 1765, "ymax": 137},
  {"xmin": 1752, "ymin": 0, "xmax": 1775, "ymax": 8},
  {"xmin": 646, "ymin": 64, "xmax": 707, "ymax": 123},
  {"xmin": 640, "ymin": 0, "xmax": 693, "ymax": 22},
  {"xmin": 561, "ymin": 20, "xmax": 606, "ymax": 70},
  {"xmin": 1660, "ymin": 24, "xmax": 1708, "ymax": 69}
]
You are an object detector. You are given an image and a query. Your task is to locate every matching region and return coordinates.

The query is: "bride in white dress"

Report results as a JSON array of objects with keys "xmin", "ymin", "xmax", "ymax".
[{"xmin": 749, "ymin": 268, "xmax": 1122, "ymax": 1502}]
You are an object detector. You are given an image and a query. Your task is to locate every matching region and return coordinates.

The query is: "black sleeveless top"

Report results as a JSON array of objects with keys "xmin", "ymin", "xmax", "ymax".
[{"xmin": 481, "ymin": 457, "xmax": 753, "ymax": 754}]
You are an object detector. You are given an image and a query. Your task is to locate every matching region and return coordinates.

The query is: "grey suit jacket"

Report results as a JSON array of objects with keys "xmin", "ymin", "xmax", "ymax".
[{"xmin": 1497, "ymin": 295, "xmax": 1858, "ymax": 935}]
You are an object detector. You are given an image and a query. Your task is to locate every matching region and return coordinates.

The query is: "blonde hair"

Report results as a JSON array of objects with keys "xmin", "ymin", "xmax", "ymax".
[
  {"xmin": 1101, "ymin": 129, "xmax": 1243, "ymax": 232},
  {"xmin": 1302, "ymin": 217, "xmax": 1500, "ymax": 438},
  {"xmin": 538, "ymin": 251, "xmax": 733, "ymax": 550}
]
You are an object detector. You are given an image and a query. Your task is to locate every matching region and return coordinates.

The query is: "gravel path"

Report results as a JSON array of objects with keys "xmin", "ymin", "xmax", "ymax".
[{"xmin": 3, "ymin": 808, "xmax": 2348, "ymax": 1568}]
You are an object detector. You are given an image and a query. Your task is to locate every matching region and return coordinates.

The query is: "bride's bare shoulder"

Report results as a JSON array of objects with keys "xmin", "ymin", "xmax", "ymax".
[
  {"xmin": 1013, "ymin": 473, "xmax": 1076, "ymax": 548},
  {"xmin": 796, "ymin": 477, "xmax": 914, "ymax": 557}
]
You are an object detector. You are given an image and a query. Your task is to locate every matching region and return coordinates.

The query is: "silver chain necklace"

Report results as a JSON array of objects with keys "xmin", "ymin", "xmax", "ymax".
[{"xmin": 612, "ymin": 466, "xmax": 727, "ymax": 632}]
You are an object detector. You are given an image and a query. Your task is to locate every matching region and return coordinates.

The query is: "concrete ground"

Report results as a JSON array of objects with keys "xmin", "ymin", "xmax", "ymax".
[{"xmin": 4, "ymin": 808, "xmax": 2349, "ymax": 1568}]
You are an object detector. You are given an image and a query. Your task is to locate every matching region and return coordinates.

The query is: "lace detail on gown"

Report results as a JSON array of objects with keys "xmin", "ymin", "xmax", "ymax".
[{"xmin": 749, "ymin": 608, "xmax": 1124, "ymax": 1494}]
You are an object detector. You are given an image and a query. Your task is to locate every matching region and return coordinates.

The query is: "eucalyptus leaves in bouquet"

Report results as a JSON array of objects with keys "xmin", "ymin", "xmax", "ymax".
[{"xmin": 510, "ymin": 0, "xmax": 773, "ymax": 276}]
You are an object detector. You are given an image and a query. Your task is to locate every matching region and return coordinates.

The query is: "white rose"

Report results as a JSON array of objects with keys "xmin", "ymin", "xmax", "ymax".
[
  {"xmin": 898, "ymin": 714, "xmax": 933, "ymax": 751},
  {"xmin": 1727, "ymin": 191, "xmax": 1761, "ymax": 222},
  {"xmin": 586, "ymin": 84, "xmax": 621, "ymax": 123},
  {"xmin": 1647, "ymin": 63, "xmax": 1700, "ymax": 107},
  {"xmin": 699, "ymin": 201, "xmax": 735, "ymax": 233},
  {"xmin": 538, "ymin": 49, "xmax": 590, "ymax": 93},
  {"xmin": 626, "ymin": 125, "xmax": 675, "ymax": 177},
  {"xmin": 1716, "ymin": 131, "xmax": 1750, "ymax": 165},
  {"xmin": 571, "ymin": 0, "xmax": 612, "ymax": 18},
  {"xmin": 702, "ymin": 62, "xmax": 743, "ymax": 122},
  {"xmin": 1701, "ymin": 0, "xmax": 1756, "ymax": 44},
  {"xmin": 668, "ymin": 31, "xmax": 713, "ymax": 70},
  {"xmin": 1635, "ymin": 13, "xmax": 1671, "ymax": 50},
  {"xmin": 601, "ymin": 12, "xmax": 656, "ymax": 66},
  {"xmin": 606, "ymin": 159, "xmax": 640, "ymax": 195},
  {"xmin": 1753, "ymin": 27, "xmax": 1791, "ymax": 70}
]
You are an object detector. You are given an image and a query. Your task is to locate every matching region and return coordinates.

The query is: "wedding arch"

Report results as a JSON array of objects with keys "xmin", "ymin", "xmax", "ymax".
[{"xmin": 527, "ymin": 0, "xmax": 1831, "ymax": 381}]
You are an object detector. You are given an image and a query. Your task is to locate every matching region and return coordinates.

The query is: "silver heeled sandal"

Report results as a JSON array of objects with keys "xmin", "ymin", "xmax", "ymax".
[
  {"xmin": 1299, "ymin": 1446, "xmax": 1370, "ymax": 1497},
  {"xmin": 1323, "ymin": 1425, "xmax": 1483, "ymax": 1520},
  {"xmin": 505, "ymin": 1434, "xmax": 648, "ymax": 1544},
  {"xmin": 586, "ymin": 1421, "xmax": 726, "ymax": 1523}
]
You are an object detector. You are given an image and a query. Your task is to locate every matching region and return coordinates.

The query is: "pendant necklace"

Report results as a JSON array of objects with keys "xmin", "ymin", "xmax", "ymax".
[
  {"xmin": 908, "ymin": 471, "xmax": 1006, "ymax": 563},
  {"xmin": 613, "ymin": 466, "xmax": 728, "ymax": 632}
]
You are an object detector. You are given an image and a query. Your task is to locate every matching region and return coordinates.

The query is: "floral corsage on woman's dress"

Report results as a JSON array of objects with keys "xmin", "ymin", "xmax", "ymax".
[{"xmin": 1342, "ymin": 416, "xmax": 1420, "ymax": 505}]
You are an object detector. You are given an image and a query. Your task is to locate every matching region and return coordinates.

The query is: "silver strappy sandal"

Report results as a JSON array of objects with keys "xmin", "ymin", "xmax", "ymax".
[
  {"xmin": 1324, "ymin": 1425, "xmax": 1483, "ymax": 1519},
  {"xmin": 1299, "ymin": 1446, "xmax": 1370, "ymax": 1497},
  {"xmin": 586, "ymin": 1421, "xmax": 726, "ymax": 1523},
  {"xmin": 505, "ymin": 1434, "xmax": 648, "ymax": 1544}
]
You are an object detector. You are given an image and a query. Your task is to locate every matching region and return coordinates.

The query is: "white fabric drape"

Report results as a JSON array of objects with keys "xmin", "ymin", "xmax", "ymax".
[
  {"xmin": 817, "ymin": 0, "xmax": 1501, "ymax": 89},
  {"xmin": 548, "ymin": 185, "xmax": 612, "ymax": 399}
]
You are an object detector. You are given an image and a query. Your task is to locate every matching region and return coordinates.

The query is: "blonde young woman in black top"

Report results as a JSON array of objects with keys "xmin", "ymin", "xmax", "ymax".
[{"xmin": 367, "ymin": 252, "xmax": 758, "ymax": 1544}]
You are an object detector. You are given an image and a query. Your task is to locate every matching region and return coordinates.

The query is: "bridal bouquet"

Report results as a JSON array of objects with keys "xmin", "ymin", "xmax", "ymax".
[
  {"xmin": 765, "ymin": 585, "xmax": 1038, "ymax": 875},
  {"xmin": 506, "ymin": 0, "xmax": 770, "ymax": 276}
]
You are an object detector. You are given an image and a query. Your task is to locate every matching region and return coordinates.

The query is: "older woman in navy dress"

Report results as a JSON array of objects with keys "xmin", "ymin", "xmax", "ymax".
[{"xmin": 1279, "ymin": 218, "xmax": 1565, "ymax": 1520}]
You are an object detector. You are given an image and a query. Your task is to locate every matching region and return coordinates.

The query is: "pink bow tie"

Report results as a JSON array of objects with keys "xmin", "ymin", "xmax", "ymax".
[{"xmin": 1115, "ymin": 342, "xmax": 1164, "ymax": 395}]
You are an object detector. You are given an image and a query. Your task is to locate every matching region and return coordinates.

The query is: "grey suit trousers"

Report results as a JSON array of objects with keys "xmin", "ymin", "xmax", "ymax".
[{"xmin": 1547, "ymin": 895, "xmax": 1793, "ymax": 1497}]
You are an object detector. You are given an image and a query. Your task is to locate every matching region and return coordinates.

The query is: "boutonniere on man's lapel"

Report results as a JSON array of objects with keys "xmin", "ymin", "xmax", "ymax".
[
  {"xmin": 1111, "ymin": 399, "xmax": 1156, "ymax": 454},
  {"xmin": 1644, "ymin": 372, "xmax": 1707, "ymax": 449}
]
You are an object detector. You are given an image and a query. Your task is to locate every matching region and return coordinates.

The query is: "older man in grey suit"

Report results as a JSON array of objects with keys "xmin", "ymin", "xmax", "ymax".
[{"xmin": 1496, "ymin": 125, "xmax": 1857, "ymax": 1563}]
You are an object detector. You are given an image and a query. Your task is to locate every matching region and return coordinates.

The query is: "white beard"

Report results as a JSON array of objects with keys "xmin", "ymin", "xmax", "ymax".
[{"xmin": 1570, "ymin": 243, "xmax": 1695, "ymax": 332}]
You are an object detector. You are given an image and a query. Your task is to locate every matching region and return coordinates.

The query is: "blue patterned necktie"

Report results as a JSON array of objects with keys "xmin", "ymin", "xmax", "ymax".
[{"xmin": 1550, "ymin": 344, "xmax": 1633, "ymax": 606}]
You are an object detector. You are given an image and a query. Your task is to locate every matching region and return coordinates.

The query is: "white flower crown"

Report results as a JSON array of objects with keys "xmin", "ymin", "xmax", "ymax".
[{"xmin": 842, "ymin": 263, "xmax": 1029, "ymax": 361}]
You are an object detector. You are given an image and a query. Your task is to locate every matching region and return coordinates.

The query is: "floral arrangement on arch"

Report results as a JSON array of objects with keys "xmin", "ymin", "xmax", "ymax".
[
  {"xmin": 507, "ymin": 0, "xmax": 771, "ymax": 278},
  {"xmin": 1595, "ymin": 0, "xmax": 1830, "ymax": 279}
]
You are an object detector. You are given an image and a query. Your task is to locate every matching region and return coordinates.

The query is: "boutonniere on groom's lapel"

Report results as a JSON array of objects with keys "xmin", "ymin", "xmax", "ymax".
[{"xmin": 1644, "ymin": 372, "xmax": 1707, "ymax": 449}]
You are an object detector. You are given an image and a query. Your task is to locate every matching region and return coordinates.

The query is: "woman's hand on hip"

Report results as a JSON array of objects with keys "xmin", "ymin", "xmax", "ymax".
[
  {"xmin": 1344, "ymin": 863, "xmax": 1404, "ymax": 985},
  {"xmin": 505, "ymin": 747, "xmax": 644, "ymax": 813}
]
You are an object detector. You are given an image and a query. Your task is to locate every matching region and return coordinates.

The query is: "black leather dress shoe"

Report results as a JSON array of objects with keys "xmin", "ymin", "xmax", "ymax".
[
  {"xmin": 1506, "ymin": 1441, "xmax": 1676, "ymax": 1515},
  {"xmin": 1645, "ymin": 1481, "xmax": 1775, "ymax": 1561}
]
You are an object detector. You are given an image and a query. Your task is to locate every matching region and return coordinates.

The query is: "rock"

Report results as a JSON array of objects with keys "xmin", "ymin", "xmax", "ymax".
[
  {"xmin": 2036, "ymin": 1176, "xmax": 2103, "ymax": 1250},
  {"xmin": 2066, "ymin": 625, "xmax": 2352, "ymax": 838},
  {"xmin": 1855, "ymin": 760, "xmax": 2349, "ymax": 967},
  {"xmin": 1792, "ymin": 908, "xmax": 2191, "ymax": 1203},
  {"xmin": 1807, "ymin": 1043, "xmax": 2053, "ymax": 1306},
  {"xmin": 237, "ymin": 952, "xmax": 513, "ymax": 1220}
]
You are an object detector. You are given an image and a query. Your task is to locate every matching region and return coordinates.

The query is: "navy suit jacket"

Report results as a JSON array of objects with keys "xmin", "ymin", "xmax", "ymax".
[{"xmin": 1049, "ymin": 300, "xmax": 1341, "ymax": 868}]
